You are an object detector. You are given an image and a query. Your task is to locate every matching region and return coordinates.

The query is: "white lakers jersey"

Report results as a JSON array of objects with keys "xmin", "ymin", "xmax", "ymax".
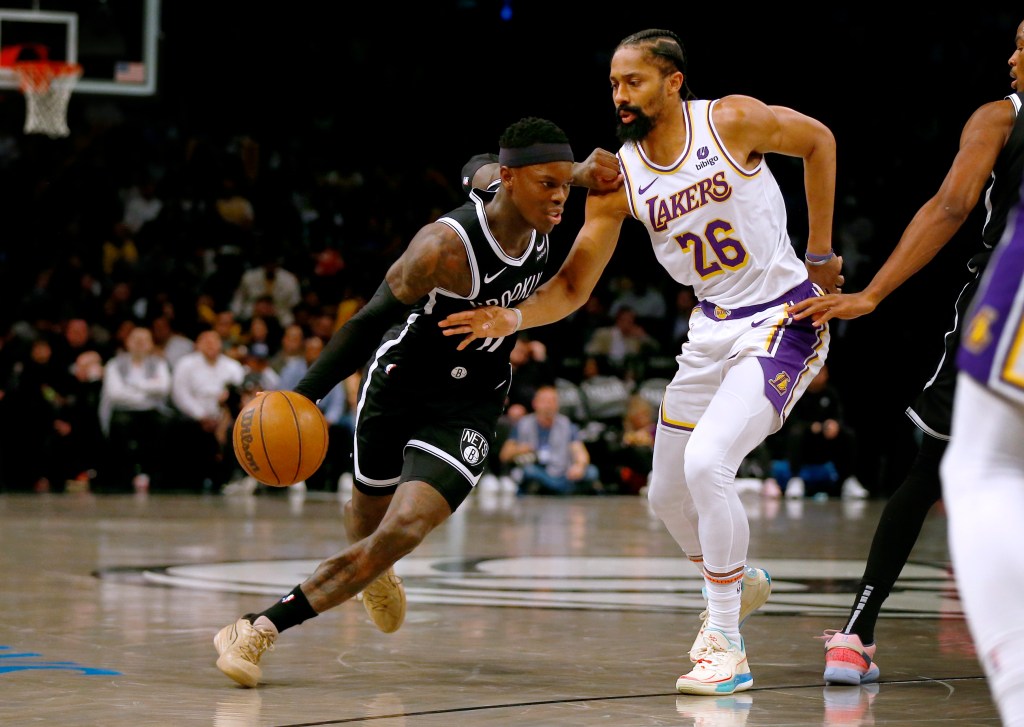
[{"xmin": 618, "ymin": 98, "xmax": 807, "ymax": 309}]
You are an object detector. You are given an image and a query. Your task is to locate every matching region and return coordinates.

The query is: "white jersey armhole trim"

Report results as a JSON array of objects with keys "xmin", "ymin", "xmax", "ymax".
[
  {"xmin": 707, "ymin": 98, "xmax": 762, "ymax": 179},
  {"xmin": 436, "ymin": 216, "xmax": 479, "ymax": 299}
]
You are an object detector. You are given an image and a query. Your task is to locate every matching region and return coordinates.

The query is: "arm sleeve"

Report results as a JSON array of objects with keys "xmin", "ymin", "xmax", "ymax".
[{"xmin": 293, "ymin": 280, "xmax": 408, "ymax": 402}]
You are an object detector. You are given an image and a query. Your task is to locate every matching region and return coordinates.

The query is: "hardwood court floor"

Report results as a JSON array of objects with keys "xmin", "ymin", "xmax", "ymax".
[{"xmin": 0, "ymin": 486, "xmax": 999, "ymax": 726}]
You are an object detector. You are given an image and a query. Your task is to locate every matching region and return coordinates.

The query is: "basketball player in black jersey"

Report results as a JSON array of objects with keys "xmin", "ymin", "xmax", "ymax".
[
  {"xmin": 791, "ymin": 18, "xmax": 1024, "ymax": 686},
  {"xmin": 211, "ymin": 117, "xmax": 622, "ymax": 688}
]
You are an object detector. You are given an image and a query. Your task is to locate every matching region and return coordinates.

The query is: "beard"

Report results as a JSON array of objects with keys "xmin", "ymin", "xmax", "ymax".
[{"xmin": 615, "ymin": 105, "xmax": 655, "ymax": 143}]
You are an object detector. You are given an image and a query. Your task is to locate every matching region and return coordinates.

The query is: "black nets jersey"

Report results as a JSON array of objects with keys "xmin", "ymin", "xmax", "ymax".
[
  {"xmin": 908, "ymin": 91, "xmax": 1024, "ymax": 437},
  {"xmin": 368, "ymin": 187, "xmax": 550, "ymax": 396},
  {"xmin": 980, "ymin": 92, "xmax": 1024, "ymax": 255}
]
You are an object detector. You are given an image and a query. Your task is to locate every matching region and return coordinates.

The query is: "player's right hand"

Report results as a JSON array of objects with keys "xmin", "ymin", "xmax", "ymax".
[
  {"xmin": 439, "ymin": 306, "xmax": 518, "ymax": 350},
  {"xmin": 575, "ymin": 148, "xmax": 623, "ymax": 192},
  {"xmin": 789, "ymin": 291, "xmax": 877, "ymax": 328}
]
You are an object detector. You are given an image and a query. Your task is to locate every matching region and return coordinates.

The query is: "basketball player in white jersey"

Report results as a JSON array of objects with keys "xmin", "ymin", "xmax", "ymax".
[{"xmin": 441, "ymin": 28, "xmax": 843, "ymax": 695}]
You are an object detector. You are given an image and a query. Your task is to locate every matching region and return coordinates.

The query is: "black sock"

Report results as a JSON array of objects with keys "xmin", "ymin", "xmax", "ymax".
[
  {"xmin": 252, "ymin": 585, "xmax": 319, "ymax": 633},
  {"xmin": 843, "ymin": 436, "xmax": 946, "ymax": 644}
]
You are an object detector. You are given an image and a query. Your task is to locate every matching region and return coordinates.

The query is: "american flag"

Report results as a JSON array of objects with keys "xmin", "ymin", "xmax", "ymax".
[{"xmin": 114, "ymin": 61, "xmax": 146, "ymax": 83}]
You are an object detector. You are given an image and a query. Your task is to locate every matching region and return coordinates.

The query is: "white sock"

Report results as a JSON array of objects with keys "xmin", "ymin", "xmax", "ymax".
[{"xmin": 704, "ymin": 570, "xmax": 742, "ymax": 645}]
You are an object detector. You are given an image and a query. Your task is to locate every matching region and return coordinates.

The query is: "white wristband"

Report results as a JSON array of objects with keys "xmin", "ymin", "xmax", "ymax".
[{"xmin": 511, "ymin": 307, "xmax": 523, "ymax": 332}]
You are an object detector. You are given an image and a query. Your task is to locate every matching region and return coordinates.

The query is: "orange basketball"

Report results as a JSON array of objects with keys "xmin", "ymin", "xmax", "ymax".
[{"xmin": 232, "ymin": 390, "xmax": 329, "ymax": 487}]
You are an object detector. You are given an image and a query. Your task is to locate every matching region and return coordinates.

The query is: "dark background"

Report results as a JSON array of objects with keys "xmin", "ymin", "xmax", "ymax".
[{"xmin": 8, "ymin": 3, "xmax": 1024, "ymax": 493}]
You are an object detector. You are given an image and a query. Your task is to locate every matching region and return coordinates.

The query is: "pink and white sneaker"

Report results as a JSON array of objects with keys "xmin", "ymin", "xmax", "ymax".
[{"xmin": 823, "ymin": 630, "xmax": 880, "ymax": 685}]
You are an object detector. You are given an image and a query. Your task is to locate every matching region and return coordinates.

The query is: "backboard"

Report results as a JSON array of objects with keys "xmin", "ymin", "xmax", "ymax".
[{"xmin": 0, "ymin": 0, "xmax": 159, "ymax": 96}]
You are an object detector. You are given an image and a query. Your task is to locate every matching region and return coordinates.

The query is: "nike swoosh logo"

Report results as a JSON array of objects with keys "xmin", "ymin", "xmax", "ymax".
[
  {"xmin": 484, "ymin": 267, "xmax": 507, "ymax": 284},
  {"xmin": 638, "ymin": 179, "xmax": 658, "ymax": 195},
  {"xmin": 751, "ymin": 315, "xmax": 775, "ymax": 328}
]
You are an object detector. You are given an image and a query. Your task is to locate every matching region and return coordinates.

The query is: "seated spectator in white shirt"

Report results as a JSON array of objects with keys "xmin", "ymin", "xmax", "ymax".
[
  {"xmin": 99, "ymin": 326, "xmax": 172, "ymax": 491},
  {"xmin": 170, "ymin": 329, "xmax": 245, "ymax": 491}
]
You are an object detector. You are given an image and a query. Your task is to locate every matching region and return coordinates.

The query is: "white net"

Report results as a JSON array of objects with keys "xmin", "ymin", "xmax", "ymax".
[{"xmin": 14, "ymin": 62, "xmax": 83, "ymax": 138}]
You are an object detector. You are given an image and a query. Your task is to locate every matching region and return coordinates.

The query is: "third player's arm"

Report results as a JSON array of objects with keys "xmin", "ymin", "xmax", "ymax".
[{"xmin": 791, "ymin": 98, "xmax": 1014, "ymax": 325}]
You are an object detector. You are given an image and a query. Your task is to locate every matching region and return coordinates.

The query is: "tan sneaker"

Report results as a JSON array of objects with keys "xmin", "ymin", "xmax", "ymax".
[
  {"xmin": 689, "ymin": 567, "xmax": 771, "ymax": 661},
  {"xmin": 214, "ymin": 617, "xmax": 277, "ymax": 687},
  {"xmin": 358, "ymin": 568, "xmax": 406, "ymax": 633}
]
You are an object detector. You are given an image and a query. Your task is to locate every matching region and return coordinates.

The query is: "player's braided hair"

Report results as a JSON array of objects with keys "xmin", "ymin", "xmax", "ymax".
[
  {"xmin": 617, "ymin": 29, "xmax": 696, "ymax": 100},
  {"xmin": 499, "ymin": 116, "xmax": 569, "ymax": 149}
]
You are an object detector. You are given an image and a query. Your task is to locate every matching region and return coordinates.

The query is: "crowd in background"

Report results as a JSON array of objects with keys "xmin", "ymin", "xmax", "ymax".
[{"xmin": 0, "ymin": 80, "xmax": 952, "ymax": 496}]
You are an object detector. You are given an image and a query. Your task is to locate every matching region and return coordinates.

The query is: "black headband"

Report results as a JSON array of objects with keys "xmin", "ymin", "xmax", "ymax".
[{"xmin": 498, "ymin": 142, "xmax": 574, "ymax": 168}]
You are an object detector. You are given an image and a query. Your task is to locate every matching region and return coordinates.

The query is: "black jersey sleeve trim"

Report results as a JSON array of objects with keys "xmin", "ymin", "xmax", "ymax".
[{"xmin": 293, "ymin": 280, "xmax": 407, "ymax": 403}]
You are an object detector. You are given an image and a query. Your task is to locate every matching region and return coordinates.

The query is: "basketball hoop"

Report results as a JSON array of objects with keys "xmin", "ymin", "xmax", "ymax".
[{"xmin": 11, "ymin": 60, "xmax": 82, "ymax": 138}]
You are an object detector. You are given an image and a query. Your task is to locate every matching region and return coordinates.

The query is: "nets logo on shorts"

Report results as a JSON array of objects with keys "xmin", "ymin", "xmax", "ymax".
[{"xmin": 460, "ymin": 428, "xmax": 489, "ymax": 465}]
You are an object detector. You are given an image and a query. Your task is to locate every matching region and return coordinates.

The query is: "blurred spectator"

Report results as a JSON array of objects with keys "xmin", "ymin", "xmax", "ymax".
[
  {"xmin": 247, "ymin": 297, "xmax": 286, "ymax": 349},
  {"xmin": 100, "ymin": 280, "xmax": 145, "ymax": 332},
  {"xmin": 609, "ymin": 276, "xmax": 668, "ymax": 339},
  {"xmin": 269, "ymin": 323, "xmax": 306, "ymax": 375},
  {"xmin": 170, "ymin": 330, "xmax": 245, "ymax": 491},
  {"xmin": 99, "ymin": 326, "xmax": 173, "ymax": 491},
  {"xmin": 212, "ymin": 309, "xmax": 244, "ymax": 358},
  {"xmin": 51, "ymin": 317, "xmax": 111, "ymax": 373},
  {"xmin": 305, "ymin": 373, "xmax": 360, "ymax": 493},
  {"xmin": 584, "ymin": 306, "xmax": 661, "ymax": 383},
  {"xmin": 279, "ymin": 335, "xmax": 323, "ymax": 392},
  {"xmin": 330, "ymin": 283, "xmax": 366, "ymax": 330},
  {"xmin": 242, "ymin": 315, "xmax": 280, "ymax": 359},
  {"xmin": 151, "ymin": 315, "xmax": 194, "ymax": 367},
  {"xmin": 120, "ymin": 173, "xmax": 164, "ymax": 236},
  {"xmin": 500, "ymin": 385, "xmax": 601, "ymax": 496},
  {"xmin": 101, "ymin": 221, "xmax": 140, "ymax": 280},
  {"xmin": 55, "ymin": 350, "xmax": 107, "ymax": 492},
  {"xmin": 230, "ymin": 251, "xmax": 301, "ymax": 327},
  {"xmin": 578, "ymin": 355, "xmax": 633, "ymax": 428},
  {"xmin": 603, "ymin": 394, "xmax": 657, "ymax": 495},
  {"xmin": 308, "ymin": 305, "xmax": 339, "ymax": 345},
  {"xmin": 506, "ymin": 335, "xmax": 554, "ymax": 417},
  {"xmin": 670, "ymin": 286, "xmax": 698, "ymax": 350},
  {"xmin": 240, "ymin": 343, "xmax": 282, "ymax": 393},
  {"xmin": 763, "ymin": 363, "xmax": 869, "ymax": 500},
  {"xmin": 550, "ymin": 293, "xmax": 610, "ymax": 381},
  {"xmin": 1, "ymin": 337, "xmax": 75, "ymax": 491}
]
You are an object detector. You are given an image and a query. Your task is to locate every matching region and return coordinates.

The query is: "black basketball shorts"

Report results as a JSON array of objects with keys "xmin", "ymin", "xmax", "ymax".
[
  {"xmin": 906, "ymin": 269, "xmax": 984, "ymax": 440},
  {"xmin": 352, "ymin": 377, "xmax": 506, "ymax": 511}
]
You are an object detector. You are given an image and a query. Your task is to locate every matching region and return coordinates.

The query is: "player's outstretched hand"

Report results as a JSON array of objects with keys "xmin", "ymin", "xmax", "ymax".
[
  {"xmin": 575, "ymin": 148, "xmax": 623, "ymax": 192},
  {"xmin": 790, "ymin": 290, "xmax": 876, "ymax": 328},
  {"xmin": 439, "ymin": 306, "xmax": 519, "ymax": 350}
]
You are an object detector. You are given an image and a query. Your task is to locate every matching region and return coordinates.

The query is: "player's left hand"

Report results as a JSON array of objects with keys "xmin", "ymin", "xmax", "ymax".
[{"xmin": 439, "ymin": 306, "xmax": 518, "ymax": 350}]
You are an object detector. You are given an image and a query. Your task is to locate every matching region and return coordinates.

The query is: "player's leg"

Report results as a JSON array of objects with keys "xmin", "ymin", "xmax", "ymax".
[
  {"xmin": 344, "ymin": 486, "xmax": 393, "ymax": 542},
  {"xmin": 646, "ymin": 313, "xmax": 717, "ymax": 561},
  {"xmin": 686, "ymin": 357, "xmax": 777, "ymax": 641},
  {"xmin": 675, "ymin": 357, "xmax": 777, "ymax": 696},
  {"xmin": 823, "ymin": 434, "xmax": 944, "ymax": 684},
  {"xmin": 303, "ymin": 478, "xmax": 452, "ymax": 612},
  {"xmin": 213, "ymin": 479, "xmax": 450, "ymax": 687},
  {"xmin": 825, "ymin": 279, "xmax": 969, "ymax": 683},
  {"xmin": 942, "ymin": 374, "xmax": 1024, "ymax": 726}
]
